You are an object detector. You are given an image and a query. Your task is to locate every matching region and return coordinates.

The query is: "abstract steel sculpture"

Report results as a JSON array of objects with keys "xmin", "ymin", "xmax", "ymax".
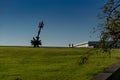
[{"xmin": 31, "ymin": 21, "xmax": 44, "ymax": 47}]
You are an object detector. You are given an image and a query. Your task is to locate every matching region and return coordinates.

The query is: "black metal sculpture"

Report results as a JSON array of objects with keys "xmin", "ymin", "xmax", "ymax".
[{"xmin": 31, "ymin": 21, "xmax": 44, "ymax": 47}]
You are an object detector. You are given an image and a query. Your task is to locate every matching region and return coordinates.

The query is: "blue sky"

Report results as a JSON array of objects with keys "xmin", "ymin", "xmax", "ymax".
[{"xmin": 0, "ymin": 0, "xmax": 106, "ymax": 47}]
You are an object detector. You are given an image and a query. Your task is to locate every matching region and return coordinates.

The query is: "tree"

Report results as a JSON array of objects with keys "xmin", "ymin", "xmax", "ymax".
[
  {"xmin": 98, "ymin": 0, "xmax": 120, "ymax": 51},
  {"xmin": 31, "ymin": 21, "xmax": 44, "ymax": 47}
]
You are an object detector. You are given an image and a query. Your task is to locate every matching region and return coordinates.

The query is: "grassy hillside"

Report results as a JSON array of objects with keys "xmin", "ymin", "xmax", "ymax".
[{"xmin": 0, "ymin": 47, "xmax": 119, "ymax": 80}]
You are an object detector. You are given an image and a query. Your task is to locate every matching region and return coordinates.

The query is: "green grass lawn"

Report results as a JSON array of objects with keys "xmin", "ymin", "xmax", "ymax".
[{"xmin": 0, "ymin": 47, "xmax": 120, "ymax": 80}]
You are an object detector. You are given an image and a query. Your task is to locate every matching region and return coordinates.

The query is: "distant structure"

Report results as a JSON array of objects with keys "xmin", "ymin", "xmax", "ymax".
[
  {"xmin": 74, "ymin": 41, "xmax": 99, "ymax": 48},
  {"xmin": 74, "ymin": 41, "xmax": 120, "ymax": 48},
  {"xmin": 31, "ymin": 21, "xmax": 44, "ymax": 47}
]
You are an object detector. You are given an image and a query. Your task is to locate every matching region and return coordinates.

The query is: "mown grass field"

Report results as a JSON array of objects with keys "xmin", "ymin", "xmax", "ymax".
[{"xmin": 0, "ymin": 47, "xmax": 120, "ymax": 80}]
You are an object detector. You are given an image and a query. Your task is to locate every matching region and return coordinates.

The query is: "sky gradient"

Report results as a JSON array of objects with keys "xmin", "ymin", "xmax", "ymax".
[{"xmin": 0, "ymin": 0, "xmax": 106, "ymax": 47}]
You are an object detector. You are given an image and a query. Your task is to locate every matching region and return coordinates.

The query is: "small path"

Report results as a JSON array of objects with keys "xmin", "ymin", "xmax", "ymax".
[
  {"xmin": 107, "ymin": 68, "xmax": 120, "ymax": 80},
  {"xmin": 92, "ymin": 61, "xmax": 120, "ymax": 80}
]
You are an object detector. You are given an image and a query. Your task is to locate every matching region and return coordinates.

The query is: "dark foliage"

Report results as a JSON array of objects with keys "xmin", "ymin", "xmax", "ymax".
[{"xmin": 97, "ymin": 0, "xmax": 120, "ymax": 51}]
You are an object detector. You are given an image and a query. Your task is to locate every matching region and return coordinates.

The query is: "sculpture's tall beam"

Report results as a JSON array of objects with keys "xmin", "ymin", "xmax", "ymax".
[{"xmin": 37, "ymin": 21, "xmax": 44, "ymax": 38}]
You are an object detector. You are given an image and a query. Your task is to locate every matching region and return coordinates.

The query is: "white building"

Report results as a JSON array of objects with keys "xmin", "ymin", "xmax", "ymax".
[{"xmin": 74, "ymin": 41, "xmax": 99, "ymax": 48}]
